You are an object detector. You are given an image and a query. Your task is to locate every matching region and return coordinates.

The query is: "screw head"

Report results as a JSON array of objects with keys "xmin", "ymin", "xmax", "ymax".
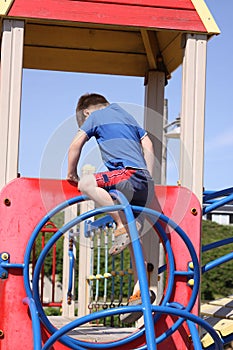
[{"xmin": 1, "ymin": 252, "xmax": 9, "ymax": 261}]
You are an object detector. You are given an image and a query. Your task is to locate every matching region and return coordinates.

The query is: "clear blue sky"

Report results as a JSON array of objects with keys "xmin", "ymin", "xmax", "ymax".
[{"xmin": 19, "ymin": 0, "xmax": 232, "ymax": 191}]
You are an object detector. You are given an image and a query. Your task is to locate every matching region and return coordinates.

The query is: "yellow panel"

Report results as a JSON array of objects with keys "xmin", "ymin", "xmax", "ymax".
[
  {"xmin": 0, "ymin": 0, "xmax": 14, "ymax": 15},
  {"xmin": 23, "ymin": 46, "xmax": 148, "ymax": 76},
  {"xmin": 201, "ymin": 318, "xmax": 233, "ymax": 347},
  {"xmin": 201, "ymin": 329, "xmax": 221, "ymax": 348},
  {"xmin": 190, "ymin": 0, "xmax": 220, "ymax": 35}
]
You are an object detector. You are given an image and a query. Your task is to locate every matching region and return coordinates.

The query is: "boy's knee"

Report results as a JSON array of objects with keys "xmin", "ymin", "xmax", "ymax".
[{"xmin": 78, "ymin": 174, "xmax": 96, "ymax": 193}]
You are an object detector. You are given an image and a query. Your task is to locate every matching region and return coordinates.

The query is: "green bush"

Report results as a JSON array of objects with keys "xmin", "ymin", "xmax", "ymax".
[{"xmin": 201, "ymin": 220, "xmax": 233, "ymax": 301}]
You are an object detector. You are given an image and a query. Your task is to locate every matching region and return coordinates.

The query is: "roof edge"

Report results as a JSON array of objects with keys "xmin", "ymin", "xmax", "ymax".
[
  {"xmin": 0, "ymin": 0, "xmax": 14, "ymax": 15},
  {"xmin": 190, "ymin": 0, "xmax": 220, "ymax": 35}
]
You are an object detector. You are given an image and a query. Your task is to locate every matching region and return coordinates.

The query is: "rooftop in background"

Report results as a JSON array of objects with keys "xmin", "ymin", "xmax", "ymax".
[{"xmin": 1, "ymin": 0, "xmax": 220, "ymax": 77}]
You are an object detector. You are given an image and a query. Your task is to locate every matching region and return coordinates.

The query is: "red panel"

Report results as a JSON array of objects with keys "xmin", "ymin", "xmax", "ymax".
[
  {"xmin": 0, "ymin": 178, "xmax": 201, "ymax": 349},
  {"xmin": 9, "ymin": 0, "xmax": 207, "ymax": 32},
  {"xmin": 79, "ymin": 0, "xmax": 195, "ymax": 10}
]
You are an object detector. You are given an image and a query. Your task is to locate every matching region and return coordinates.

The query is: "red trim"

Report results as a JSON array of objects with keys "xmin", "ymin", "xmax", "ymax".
[
  {"xmin": 9, "ymin": 0, "xmax": 207, "ymax": 32},
  {"xmin": 95, "ymin": 168, "xmax": 136, "ymax": 188}
]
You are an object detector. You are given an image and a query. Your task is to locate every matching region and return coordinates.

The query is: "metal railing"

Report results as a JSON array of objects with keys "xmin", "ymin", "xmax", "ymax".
[{"xmin": 21, "ymin": 191, "xmax": 223, "ymax": 350}]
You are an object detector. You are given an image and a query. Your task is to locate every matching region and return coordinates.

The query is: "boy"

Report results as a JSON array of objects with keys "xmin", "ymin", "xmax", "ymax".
[{"xmin": 67, "ymin": 93, "xmax": 156, "ymax": 322}]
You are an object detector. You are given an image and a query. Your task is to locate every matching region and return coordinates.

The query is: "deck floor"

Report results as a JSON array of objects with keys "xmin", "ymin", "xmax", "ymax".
[{"xmin": 49, "ymin": 316, "xmax": 137, "ymax": 342}]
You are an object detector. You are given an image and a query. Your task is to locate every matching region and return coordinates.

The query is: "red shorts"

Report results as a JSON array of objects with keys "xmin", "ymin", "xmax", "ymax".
[
  {"xmin": 95, "ymin": 168, "xmax": 136, "ymax": 188},
  {"xmin": 94, "ymin": 168, "xmax": 154, "ymax": 208}
]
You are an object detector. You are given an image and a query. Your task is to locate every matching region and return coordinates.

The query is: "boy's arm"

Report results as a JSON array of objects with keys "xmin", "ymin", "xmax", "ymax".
[
  {"xmin": 67, "ymin": 129, "xmax": 88, "ymax": 183},
  {"xmin": 141, "ymin": 134, "xmax": 155, "ymax": 179}
]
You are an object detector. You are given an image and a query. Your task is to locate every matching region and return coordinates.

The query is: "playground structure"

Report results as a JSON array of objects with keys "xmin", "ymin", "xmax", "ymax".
[
  {"xmin": 1, "ymin": 0, "xmax": 233, "ymax": 349},
  {"xmin": 1, "ymin": 178, "xmax": 233, "ymax": 349}
]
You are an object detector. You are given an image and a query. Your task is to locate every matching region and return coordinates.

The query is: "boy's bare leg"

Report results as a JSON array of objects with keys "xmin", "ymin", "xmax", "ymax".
[
  {"xmin": 79, "ymin": 173, "xmax": 147, "ymax": 290},
  {"xmin": 78, "ymin": 174, "xmax": 124, "ymax": 229}
]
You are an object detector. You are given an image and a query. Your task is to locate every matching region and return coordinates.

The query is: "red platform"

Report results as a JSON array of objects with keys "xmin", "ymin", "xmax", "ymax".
[{"xmin": 0, "ymin": 178, "xmax": 201, "ymax": 349}]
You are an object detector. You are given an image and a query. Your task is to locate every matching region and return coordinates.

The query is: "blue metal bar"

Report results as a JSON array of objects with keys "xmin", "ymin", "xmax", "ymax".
[
  {"xmin": 202, "ymin": 251, "xmax": 233, "ymax": 274},
  {"xmin": 24, "ymin": 194, "xmax": 87, "ymax": 299},
  {"xmin": 85, "ymin": 215, "xmax": 114, "ymax": 237},
  {"xmin": 26, "ymin": 193, "xmax": 201, "ymax": 349},
  {"xmin": 42, "ymin": 305, "xmax": 223, "ymax": 350},
  {"xmin": 23, "ymin": 297, "xmax": 42, "ymax": 350},
  {"xmin": 158, "ymin": 263, "xmax": 167, "ymax": 274},
  {"xmin": 203, "ymin": 192, "xmax": 233, "ymax": 215},
  {"xmin": 104, "ymin": 229, "xmax": 109, "ymax": 303},
  {"xmin": 187, "ymin": 320, "xmax": 203, "ymax": 350},
  {"xmin": 32, "ymin": 203, "xmax": 141, "ymax": 349},
  {"xmin": 203, "ymin": 187, "xmax": 233, "ymax": 202},
  {"xmin": 202, "ymin": 237, "xmax": 233, "ymax": 252},
  {"xmin": 130, "ymin": 205, "xmax": 200, "ymax": 344},
  {"xmin": 1, "ymin": 262, "xmax": 24, "ymax": 269},
  {"xmin": 67, "ymin": 236, "xmax": 74, "ymax": 303},
  {"xmin": 174, "ymin": 270, "xmax": 195, "ymax": 277},
  {"xmin": 110, "ymin": 190, "xmax": 157, "ymax": 350}
]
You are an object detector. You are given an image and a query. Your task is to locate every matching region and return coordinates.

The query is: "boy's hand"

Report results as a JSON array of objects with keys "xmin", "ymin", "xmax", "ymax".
[{"xmin": 66, "ymin": 173, "xmax": 80, "ymax": 185}]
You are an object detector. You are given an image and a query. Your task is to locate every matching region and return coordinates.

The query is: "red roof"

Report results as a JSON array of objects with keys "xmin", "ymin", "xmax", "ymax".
[{"xmin": 8, "ymin": 0, "xmax": 208, "ymax": 32}]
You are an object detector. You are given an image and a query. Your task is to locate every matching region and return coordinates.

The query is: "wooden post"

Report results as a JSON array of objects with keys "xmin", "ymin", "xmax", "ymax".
[
  {"xmin": 180, "ymin": 34, "xmax": 207, "ymax": 203},
  {"xmin": 77, "ymin": 165, "xmax": 95, "ymax": 318},
  {"xmin": 143, "ymin": 71, "xmax": 165, "ymax": 304},
  {"xmin": 0, "ymin": 20, "xmax": 24, "ymax": 189}
]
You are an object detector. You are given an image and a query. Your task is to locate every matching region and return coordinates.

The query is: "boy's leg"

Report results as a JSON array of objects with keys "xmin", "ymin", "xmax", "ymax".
[{"xmin": 78, "ymin": 174, "xmax": 124, "ymax": 229}]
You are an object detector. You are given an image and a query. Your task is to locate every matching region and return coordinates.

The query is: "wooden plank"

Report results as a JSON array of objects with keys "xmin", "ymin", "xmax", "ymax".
[
  {"xmin": 0, "ymin": 0, "xmax": 14, "ymax": 15},
  {"xmin": 25, "ymin": 23, "xmax": 145, "ymax": 53},
  {"xmin": 79, "ymin": 0, "xmax": 195, "ymax": 10},
  {"xmin": 209, "ymin": 298, "xmax": 233, "ymax": 309},
  {"xmin": 201, "ymin": 317, "xmax": 233, "ymax": 348},
  {"xmin": 157, "ymin": 31, "xmax": 183, "ymax": 74},
  {"xmin": 140, "ymin": 30, "xmax": 159, "ymax": 69},
  {"xmin": 9, "ymin": 0, "xmax": 207, "ymax": 32},
  {"xmin": 23, "ymin": 46, "xmax": 148, "ymax": 76},
  {"xmin": 201, "ymin": 303, "xmax": 233, "ymax": 319}
]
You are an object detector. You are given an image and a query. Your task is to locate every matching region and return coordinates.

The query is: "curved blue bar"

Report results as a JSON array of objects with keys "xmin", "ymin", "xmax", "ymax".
[
  {"xmin": 24, "ymin": 191, "xmax": 203, "ymax": 350},
  {"xmin": 23, "ymin": 195, "xmax": 87, "ymax": 298},
  {"xmin": 41, "ymin": 305, "xmax": 223, "ymax": 350},
  {"xmin": 110, "ymin": 190, "xmax": 157, "ymax": 350},
  {"xmin": 23, "ymin": 297, "xmax": 42, "ymax": 350},
  {"xmin": 187, "ymin": 320, "xmax": 203, "ymax": 350}
]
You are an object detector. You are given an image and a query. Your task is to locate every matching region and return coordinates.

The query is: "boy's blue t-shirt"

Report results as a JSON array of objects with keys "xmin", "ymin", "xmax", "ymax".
[{"xmin": 80, "ymin": 103, "xmax": 147, "ymax": 171}]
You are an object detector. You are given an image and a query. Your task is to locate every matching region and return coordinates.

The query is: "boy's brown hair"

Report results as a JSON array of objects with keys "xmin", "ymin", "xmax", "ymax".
[{"xmin": 76, "ymin": 93, "xmax": 109, "ymax": 127}]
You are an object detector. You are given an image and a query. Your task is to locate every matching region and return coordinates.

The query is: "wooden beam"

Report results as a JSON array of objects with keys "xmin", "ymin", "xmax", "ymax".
[
  {"xmin": 23, "ymin": 46, "xmax": 148, "ymax": 76},
  {"xmin": 25, "ymin": 23, "xmax": 145, "ymax": 54},
  {"xmin": 140, "ymin": 30, "xmax": 159, "ymax": 70}
]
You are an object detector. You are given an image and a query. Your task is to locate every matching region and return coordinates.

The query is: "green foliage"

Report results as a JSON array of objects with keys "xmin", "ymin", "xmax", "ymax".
[
  {"xmin": 44, "ymin": 307, "xmax": 61, "ymax": 316},
  {"xmin": 201, "ymin": 220, "xmax": 233, "ymax": 301}
]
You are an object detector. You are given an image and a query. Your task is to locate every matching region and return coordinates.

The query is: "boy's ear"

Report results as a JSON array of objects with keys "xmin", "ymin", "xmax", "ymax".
[{"xmin": 83, "ymin": 109, "xmax": 90, "ymax": 118}]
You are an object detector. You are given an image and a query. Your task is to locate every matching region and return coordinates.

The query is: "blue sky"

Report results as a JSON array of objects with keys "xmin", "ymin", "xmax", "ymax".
[{"xmin": 19, "ymin": 0, "xmax": 232, "ymax": 191}]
